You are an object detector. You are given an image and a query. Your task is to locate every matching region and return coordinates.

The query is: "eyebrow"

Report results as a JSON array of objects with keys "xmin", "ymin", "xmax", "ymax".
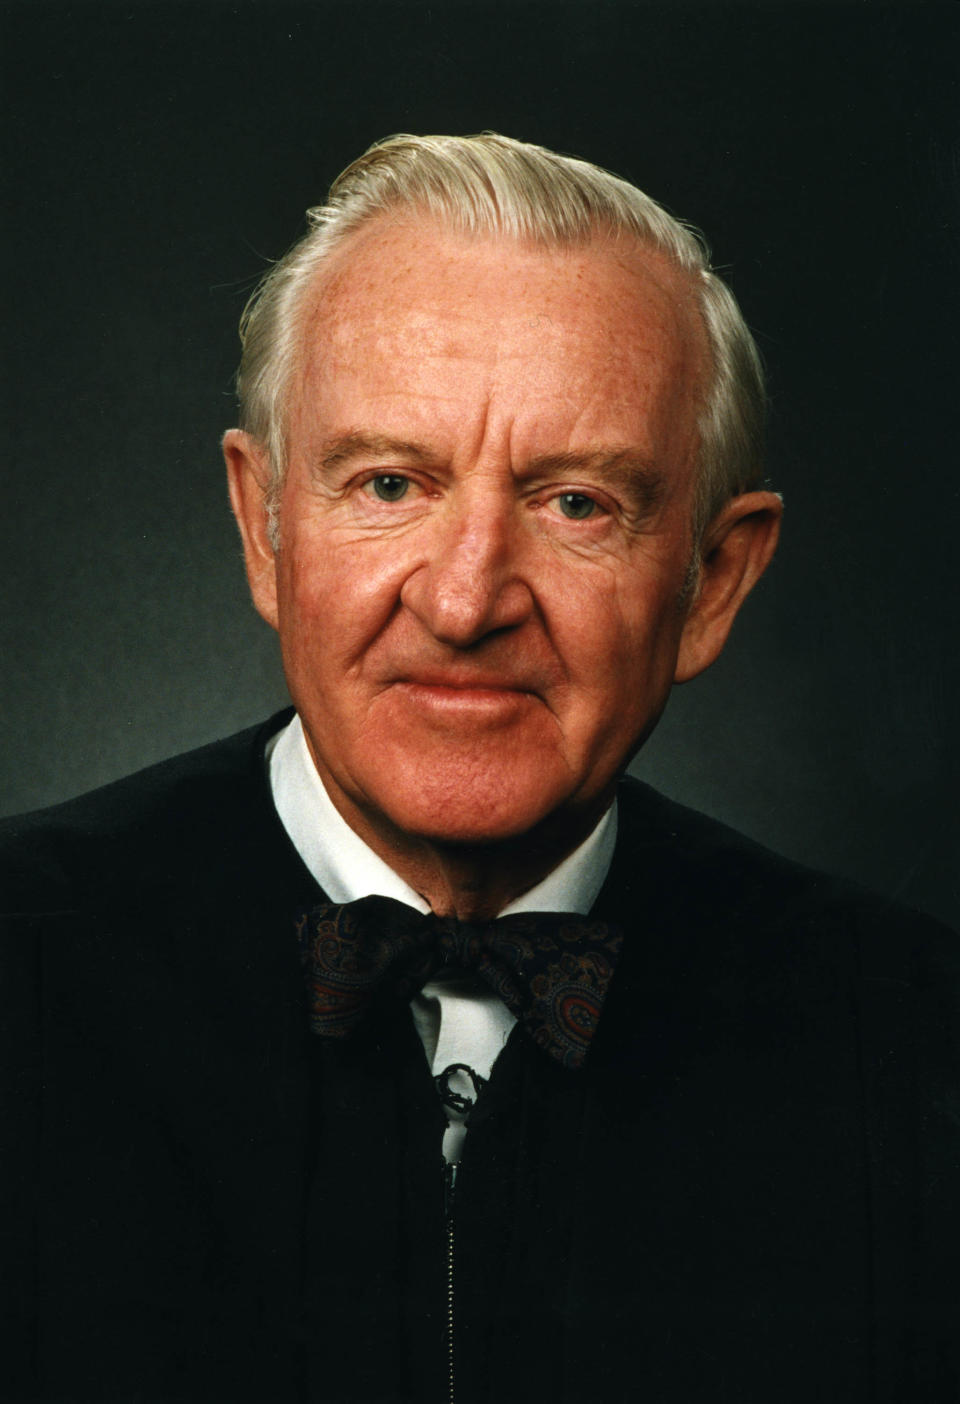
[{"xmin": 317, "ymin": 432, "xmax": 440, "ymax": 470}]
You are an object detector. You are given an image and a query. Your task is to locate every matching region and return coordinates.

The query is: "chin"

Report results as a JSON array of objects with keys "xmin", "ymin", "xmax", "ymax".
[{"xmin": 363, "ymin": 753, "xmax": 576, "ymax": 849}]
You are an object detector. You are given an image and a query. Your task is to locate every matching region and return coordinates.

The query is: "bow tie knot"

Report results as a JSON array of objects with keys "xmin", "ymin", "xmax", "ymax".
[{"xmin": 296, "ymin": 894, "xmax": 623, "ymax": 1070}]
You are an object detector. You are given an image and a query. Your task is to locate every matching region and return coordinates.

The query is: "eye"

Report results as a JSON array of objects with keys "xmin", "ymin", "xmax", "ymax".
[
  {"xmin": 368, "ymin": 474, "xmax": 410, "ymax": 502},
  {"xmin": 555, "ymin": 492, "xmax": 599, "ymax": 520}
]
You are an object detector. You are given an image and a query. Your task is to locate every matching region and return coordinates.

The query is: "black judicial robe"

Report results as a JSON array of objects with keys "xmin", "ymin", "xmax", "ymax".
[{"xmin": 2, "ymin": 712, "xmax": 958, "ymax": 1403}]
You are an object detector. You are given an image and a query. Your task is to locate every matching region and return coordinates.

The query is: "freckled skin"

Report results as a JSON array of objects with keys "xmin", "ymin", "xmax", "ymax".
[{"xmin": 225, "ymin": 218, "xmax": 781, "ymax": 917}]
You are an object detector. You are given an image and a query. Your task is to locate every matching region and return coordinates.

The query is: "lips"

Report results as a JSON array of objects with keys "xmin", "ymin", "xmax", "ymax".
[
  {"xmin": 389, "ymin": 674, "xmax": 540, "ymax": 719},
  {"xmin": 397, "ymin": 671, "xmax": 535, "ymax": 694}
]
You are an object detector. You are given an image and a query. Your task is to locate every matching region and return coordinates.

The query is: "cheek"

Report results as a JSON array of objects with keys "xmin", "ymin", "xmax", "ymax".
[
  {"xmin": 548, "ymin": 574, "xmax": 686, "ymax": 766},
  {"xmin": 551, "ymin": 561, "xmax": 683, "ymax": 686},
  {"xmin": 275, "ymin": 531, "xmax": 409, "ymax": 670},
  {"xmin": 276, "ymin": 543, "xmax": 332, "ymax": 644}
]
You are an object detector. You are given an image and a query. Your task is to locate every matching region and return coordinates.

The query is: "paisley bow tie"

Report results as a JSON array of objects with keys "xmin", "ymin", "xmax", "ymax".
[{"xmin": 296, "ymin": 894, "xmax": 623, "ymax": 1070}]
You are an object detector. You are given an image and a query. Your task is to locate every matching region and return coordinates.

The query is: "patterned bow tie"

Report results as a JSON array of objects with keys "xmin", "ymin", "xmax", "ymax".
[{"xmin": 296, "ymin": 895, "xmax": 623, "ymax": 1070}]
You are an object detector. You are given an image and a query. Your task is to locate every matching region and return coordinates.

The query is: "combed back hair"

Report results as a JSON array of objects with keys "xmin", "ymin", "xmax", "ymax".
[{"xmin": 235, "ymin": 132, "xmax": 766, "ymax": 548}]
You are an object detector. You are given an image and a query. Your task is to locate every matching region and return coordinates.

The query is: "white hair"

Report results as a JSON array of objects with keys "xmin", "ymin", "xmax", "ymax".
[{"xmin": 234, "ymin": 132, "xmax": 766, "ymax": 550}]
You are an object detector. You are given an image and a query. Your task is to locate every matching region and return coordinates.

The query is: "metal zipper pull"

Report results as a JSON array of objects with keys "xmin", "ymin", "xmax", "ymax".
[{"xmin": 443, "ymin": 1158, "xmax": 459, "ymax": 1222}]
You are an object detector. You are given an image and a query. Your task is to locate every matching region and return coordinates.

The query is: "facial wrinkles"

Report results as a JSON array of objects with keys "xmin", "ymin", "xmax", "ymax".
[
  {"xmin": 301, "ymin": 255, "xmax": 704, "ymax": 487},
  {"xmin": 415, "ymin": 410, "xmax": 653, "ymax": 727},
  {"xmin": 289, "ymin": 230, "xmax": 701, "ymax": 635},
  {"xmin": 290, "ymin": 386, "xmax": 689, "ymax": 713},
  {"xmin": 258, "ymin": 227, "xmax": 739, "ymax": 879}
]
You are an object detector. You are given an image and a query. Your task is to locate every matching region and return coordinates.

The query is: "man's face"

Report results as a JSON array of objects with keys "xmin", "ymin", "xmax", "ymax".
[{"xmin": 241, "ymin": 219, "xmax": 714, "ymax": 849}]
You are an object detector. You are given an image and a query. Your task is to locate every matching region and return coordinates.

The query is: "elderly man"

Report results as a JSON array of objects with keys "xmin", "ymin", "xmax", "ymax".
[{"xmin": 2, "ymin": 134, "xmax": 956, "ymax": 1403}]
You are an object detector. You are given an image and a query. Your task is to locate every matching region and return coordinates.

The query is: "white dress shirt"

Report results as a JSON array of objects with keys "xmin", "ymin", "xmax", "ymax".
[{"xmin": 269, "ymin": 713, "xmax": 617, "ymax": 1159}]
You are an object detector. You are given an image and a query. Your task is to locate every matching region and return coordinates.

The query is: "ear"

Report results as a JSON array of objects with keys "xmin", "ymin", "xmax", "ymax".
[
  {"xmin": 222, "ymin": 428, "xmax": 280, "ymax": 631},
  {"xmin": 674, "ymin": 490, "xmax": 782, "ymax": 683}
]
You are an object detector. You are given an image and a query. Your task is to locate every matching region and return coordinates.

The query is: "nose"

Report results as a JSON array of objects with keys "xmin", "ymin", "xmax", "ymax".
[{"xmin": 399, "ymin": 486, "xmax": 535, "ymax": 648}]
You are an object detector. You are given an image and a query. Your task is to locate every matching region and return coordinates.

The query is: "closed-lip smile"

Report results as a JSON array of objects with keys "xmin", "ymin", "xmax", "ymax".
[
  {"xmin": 401, "ymin": 674, "xmax": 530, "ymax": 691},
  {"xmin": 392, "ymin": 672, "xmax": 540, "ymax": 709}
]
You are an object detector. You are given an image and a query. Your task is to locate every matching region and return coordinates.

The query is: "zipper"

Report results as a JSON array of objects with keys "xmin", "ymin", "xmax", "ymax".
[{"xmin": 442, "ymin": 1159, "xmax": 459, "ymax": 1404}]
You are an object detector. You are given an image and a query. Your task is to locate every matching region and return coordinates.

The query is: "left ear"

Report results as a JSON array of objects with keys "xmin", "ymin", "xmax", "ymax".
[{"xmin": 674, "ymin": 491, "xmax": 782, "ymax": 683}]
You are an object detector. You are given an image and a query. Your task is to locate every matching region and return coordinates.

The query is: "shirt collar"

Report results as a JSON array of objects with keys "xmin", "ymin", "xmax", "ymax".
[{"xmin": 268, "ymin": 712, "xmax": 617, "ymax": 917}]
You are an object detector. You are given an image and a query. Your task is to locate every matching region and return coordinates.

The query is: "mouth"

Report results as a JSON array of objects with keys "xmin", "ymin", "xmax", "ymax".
[
  {"xmin": 392, "ymin": 675, "xmax": 538, "ymax": 715},
  {"xmin": 398, "ymin": 666, "xmax": 538, "ymax": 690}
]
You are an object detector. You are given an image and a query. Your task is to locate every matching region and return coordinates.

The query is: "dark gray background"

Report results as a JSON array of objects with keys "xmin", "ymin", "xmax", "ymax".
[{"xmin": 2, "ymin": 0, "xmax": 957, "ymax": 926}]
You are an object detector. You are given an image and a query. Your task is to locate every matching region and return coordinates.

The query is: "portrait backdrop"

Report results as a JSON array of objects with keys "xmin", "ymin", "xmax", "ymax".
[{"xmin": 2, "ymin": 0, "xmax": 957, "ymax": 927}]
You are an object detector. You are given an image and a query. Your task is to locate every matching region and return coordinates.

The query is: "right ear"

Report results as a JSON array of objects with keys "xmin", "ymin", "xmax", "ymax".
[{"xmin": 222, "ymin": 428, "xmax": 280, "ymax": 631}]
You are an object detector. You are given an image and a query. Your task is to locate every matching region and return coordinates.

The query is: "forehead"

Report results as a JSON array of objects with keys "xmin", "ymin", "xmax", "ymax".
[{"xmin": 288, "ymin": 216, "xmax": 709, "ymax": 465}]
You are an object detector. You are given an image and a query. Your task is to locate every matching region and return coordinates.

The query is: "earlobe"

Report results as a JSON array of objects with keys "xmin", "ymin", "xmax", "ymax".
[
  {"xmin": 222, "ymin": 428, "xmax": 280, "ymax": 631},
  {"xmin": 674, "ymin": 491, "xmax": 782, "ymax": 683}
]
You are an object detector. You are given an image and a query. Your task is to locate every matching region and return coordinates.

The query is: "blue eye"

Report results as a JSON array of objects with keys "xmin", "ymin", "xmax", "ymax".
[
  {"xmin": 557, "ymin": 493, "xmax": 596, "ymax": 520},
  {"xmin": 371, "ymin": 475, "xmax": 409, "ymax": 501}
]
